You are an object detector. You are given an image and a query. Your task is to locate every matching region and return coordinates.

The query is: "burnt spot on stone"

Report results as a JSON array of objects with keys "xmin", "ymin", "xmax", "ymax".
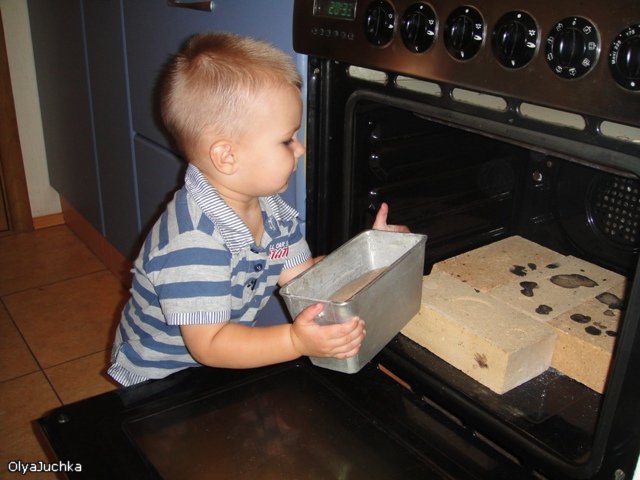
[
  {"xmin": 606, "ymin": 330, "xmax": 617, "ymax": 337},
  {"xmin": 520, "ymin": 281, "xmax": 538, "ymax": 297},
  {"xmin": 585, "ymin": 325, "xmax": 602, "ymax": 336},
  {"xmin": 511, "ymin": 265, "xmax": 527, "ymax": 277},
  {"xmin": 474, "ymin": 353, "xmax": 488, "ymax": 369},
  {"xmin": 570, "ymin": 313, "xmax": 591, "ymax": 324},
  {"xmin": 550, "ymin": 274, "xmax": 598, "ymax": 289},
  {"xmin": 546, "ymin": 262, "xmax": 560, "ymax": 269},
  {"xmin": 595, "ymin": 292, "xmax": 624, "ymax": 310},
  {"xmin": 528, "ymin": 263, "xmax": 537, "ymax": 271},
  {"xmin": 536, "ymin": 304, "xmax": 553, "ymax": 315}
]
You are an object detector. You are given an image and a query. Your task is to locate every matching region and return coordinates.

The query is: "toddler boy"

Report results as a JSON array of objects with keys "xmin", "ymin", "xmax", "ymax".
[{"xmin": 108, "ymin": 32, "xmax": 404, "ymax": 386}]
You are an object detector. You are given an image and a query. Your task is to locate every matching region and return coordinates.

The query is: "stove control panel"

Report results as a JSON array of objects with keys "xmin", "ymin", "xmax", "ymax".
[{"xmin": 293, "ymin": 0, "xmax": 640, "ymax": 127}]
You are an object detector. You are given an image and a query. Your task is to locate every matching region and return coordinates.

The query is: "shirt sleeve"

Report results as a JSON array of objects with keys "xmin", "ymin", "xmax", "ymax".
[
  {"xmin": 282, "ymin": 218, "xmax": 312, "ymax": 270},
  {"xmin": 147, "ymin": 231, "xmax": 233, "ymax": 325}
]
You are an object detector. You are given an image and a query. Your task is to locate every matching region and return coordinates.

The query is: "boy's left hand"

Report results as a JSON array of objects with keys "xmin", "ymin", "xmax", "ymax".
[{"xmin": 372, "ymin": 202, "xmax": 410, "ymax": 233}]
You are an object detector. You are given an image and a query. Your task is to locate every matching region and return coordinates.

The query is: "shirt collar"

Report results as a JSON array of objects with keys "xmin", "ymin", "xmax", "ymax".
[{"xmin": 184, "ymin": 164, "xmax": 299, "ymax": 254}]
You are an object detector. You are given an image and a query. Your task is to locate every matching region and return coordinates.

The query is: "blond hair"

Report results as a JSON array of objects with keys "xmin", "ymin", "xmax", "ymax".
[{"xmin": 159, "ymin": 32, "xmax": 302, "ymax": 158}]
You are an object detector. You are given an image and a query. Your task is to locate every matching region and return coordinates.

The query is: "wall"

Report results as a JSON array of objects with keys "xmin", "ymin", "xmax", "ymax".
[{"xmin": 0, "ymin": 0, "xmax": 60, "ymax": 218}]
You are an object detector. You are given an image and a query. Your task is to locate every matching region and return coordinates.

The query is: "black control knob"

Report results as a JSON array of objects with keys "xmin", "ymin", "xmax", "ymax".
[
  {"xmin": 545, "ymin": 17, "xmax": 599, "ymax": 79},
  {"xmin": 492, "ymin": 11, "xmax": 538, "ymax": 68},
  {"xmin": 401, "ymin": 3, "xmax": 437, "ymax": 53},
  {"xmin": 365, "ymin": 0, "xmax": 395, "ymax": 46},
  {"xmin": 609, "ymin": 24, "xmax": 640, "ymax": 91},
  {"xmin": 444, "ymin": 6, "xmax": 484, "ymax": 60}
]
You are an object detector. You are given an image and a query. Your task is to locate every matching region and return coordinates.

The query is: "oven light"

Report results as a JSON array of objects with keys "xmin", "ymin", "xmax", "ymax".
[
  {"xmin": 452, "ymin": 88, "xmax": 508, "ymax": 111},
  {"xmin": 519, "ymin": 103, "xmax": 586, "ymax": 130},
  {"xmin": 600, "ymin": 121, "xmax": 640, "ymax": 144},
  {"xmin": 347, "ymin": 66, "xmax": 388, "ymax": 84},
  {"xmin": 396, "ymin": 76, "xmax": 442, "ymax": 97}
]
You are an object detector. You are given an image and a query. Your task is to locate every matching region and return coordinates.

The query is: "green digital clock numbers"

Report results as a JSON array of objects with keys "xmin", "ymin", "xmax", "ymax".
[{"xmin": 313, "ymin": 0, "xmax": 357, "ymax": 20}]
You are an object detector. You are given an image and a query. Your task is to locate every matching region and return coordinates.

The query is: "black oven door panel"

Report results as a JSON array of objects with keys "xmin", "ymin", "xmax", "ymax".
[{"xmin": 39, "ymin": 360, "xmax": 535, "ymax": 479}]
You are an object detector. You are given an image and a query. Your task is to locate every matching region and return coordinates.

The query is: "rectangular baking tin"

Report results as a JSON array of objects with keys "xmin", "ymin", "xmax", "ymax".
[{"xmin": 281, "ymin": 230, "xmax": 427, "ymax": 373}]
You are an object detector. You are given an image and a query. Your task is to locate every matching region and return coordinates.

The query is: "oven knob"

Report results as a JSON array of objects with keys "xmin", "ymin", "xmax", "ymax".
[
  {"xmin": 444, "ymin": 6, "xmax": 484, "ymax": 60},
  {"xmin": 492, "ymin": 11, "xmax": 538, "ymax": 68},
  {"xmin": 609, "ymin": 24, "xmax": 640, "ymax": 91},
  {"xmin": 545, "ymin": 17, "xmax": 599, "ymax": 79},
  {"xmin": 401, "ymin": 3, "xmax": 437, "ymax": 53},
  {"xmin": 365, "ymin": 0, "xmax": 396, "ymax": 46}
]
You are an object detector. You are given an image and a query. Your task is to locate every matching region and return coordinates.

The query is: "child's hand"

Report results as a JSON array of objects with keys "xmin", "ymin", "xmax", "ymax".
[
  {"xmin": 372, "ymin": 202, "xmax": 410, "ymax": 232},
  {"xmin": 290, "ymin": 304, "xmax": 366, "ymax": 359}
]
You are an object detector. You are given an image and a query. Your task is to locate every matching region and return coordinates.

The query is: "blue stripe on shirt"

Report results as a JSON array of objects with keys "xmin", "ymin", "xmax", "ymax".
[
  {"xmin": 142, "ymin": 229, "xmax": 154, "ymax": 264},
  {"xmin": 122, "ymin": 310, "xmax": 186, "ymax": 355},
  {"xmin": 197, "ymin": 214, "xmax": 215, "ymax": 235},
  {"xmin": 158, "ymin": 211, "xmax": 169, "ymax": 250},
  {"xmin": 158, "ymin": 280, "xmax": 228, "ymax": 299},
  {"xmin": 131, "ymin": 275, "xmax": 160, "ymax": 307},
  {"xmin": 145, "ymin": 247, "xmax": 230, "ymax": 272},
  {"xmin": 121, "ymin": 342, "xmax": 194, "ymax": 370},
  {"xmin": 125, "ymin": 298, "xmax": 180, "ymax": 336},
  {"xmin": 175, "ymin": 190, "xmax": 194, "ymax": 234}
]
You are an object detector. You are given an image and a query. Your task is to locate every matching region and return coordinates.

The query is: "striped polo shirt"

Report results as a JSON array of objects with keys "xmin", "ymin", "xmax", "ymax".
[{"xmin": 108, "ymin": 164, "xmax": 311, "ymax": 386}]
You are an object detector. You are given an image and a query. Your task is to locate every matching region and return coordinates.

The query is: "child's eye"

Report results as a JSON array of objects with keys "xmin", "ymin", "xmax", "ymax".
[
  {"xmin": 283, "ymin": 137, "xmax": 297, "ymax": 146},
  {"xmin": 283, "ymin": 130, "xmax": 300, "ymax": 146}
]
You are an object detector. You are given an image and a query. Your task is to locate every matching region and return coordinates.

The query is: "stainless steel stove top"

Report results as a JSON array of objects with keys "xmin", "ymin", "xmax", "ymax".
[{"xmin": 293, "ymin": 0, "xmax": 640, "ymax": 127}]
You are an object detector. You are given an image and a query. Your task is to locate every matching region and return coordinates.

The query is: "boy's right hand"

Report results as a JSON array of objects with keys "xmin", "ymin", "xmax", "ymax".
[{"xmin": 290, "ymin": 303, "xmax": 366, "ymax": 359}]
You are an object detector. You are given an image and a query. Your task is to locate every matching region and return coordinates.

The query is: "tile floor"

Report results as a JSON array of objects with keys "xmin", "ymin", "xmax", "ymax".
[{"xmin": 0, "ymin": 225, "xmax": 129, "ymax": 479}]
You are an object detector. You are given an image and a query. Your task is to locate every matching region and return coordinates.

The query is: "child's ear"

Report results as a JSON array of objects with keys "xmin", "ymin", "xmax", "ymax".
[{"xmin": 209, "ymin": 140, "xmax": 237, "ymax": 175}]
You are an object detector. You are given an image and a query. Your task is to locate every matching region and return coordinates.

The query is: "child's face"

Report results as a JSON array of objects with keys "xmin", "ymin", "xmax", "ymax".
[{"xmin": 232, "ymin": 84, "xmax": 305, "ymax": 197}]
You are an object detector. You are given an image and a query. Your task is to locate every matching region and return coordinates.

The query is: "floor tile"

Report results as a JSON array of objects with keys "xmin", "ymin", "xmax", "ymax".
[
  {"xmin": 0, "ymin": 372, "xmax": 62, "ymax": 479},
  {"xmin": 0, "ymin": 226, "xmax": 106, "ymax": 296},
  {"xmin": 4, "ymin": 271, "xmax": 129, "ymax": 368},
  {"xmin": 0, "ymin": 301, "xmax": 39, "ymax": 382},
  {"xmin": 45, "ymin": 350, "xmax": 119, "ymax": 405}
]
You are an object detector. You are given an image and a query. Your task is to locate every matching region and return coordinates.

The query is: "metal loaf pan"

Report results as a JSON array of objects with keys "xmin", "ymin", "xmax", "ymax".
[{"xmin": 281, "ymin": 230, "xmax": 427, "ymax": 373}]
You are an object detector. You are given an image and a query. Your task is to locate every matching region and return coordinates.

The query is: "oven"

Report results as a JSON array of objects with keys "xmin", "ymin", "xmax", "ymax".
[
  {"xmin": 37, "ymin": 1, "xmax": 640, "ymax": 479},
  {"xmin": 294, "ymin": 0, "xmax": 640, "ymax": 478}
]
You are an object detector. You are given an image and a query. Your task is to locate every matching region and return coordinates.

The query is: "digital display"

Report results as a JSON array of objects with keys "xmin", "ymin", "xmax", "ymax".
[{"xmin": 313, "ymin": 0, "xmax": 357, "ymax": 20}]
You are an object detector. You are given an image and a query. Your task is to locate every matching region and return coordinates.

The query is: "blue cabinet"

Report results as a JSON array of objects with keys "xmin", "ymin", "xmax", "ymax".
[
  {"xmin": 124, "ymin": 1, "xmax": 296, "ymax": 149},
  {"xmin": 29, "ymin": 0, "xmax": 301, "ymax": 260},
  {"xmin": 123, "ymin": 0, "xmax": 301, "ymax": 241},
  {"xmin": 84, "ymin": 1, "xmax": 140, "ymax": 258},
  {"xmin": 133, "ymin": 136, "xmax": 184, "ymax": 236},
  {"xmin": 29, "ymin": 0, "xmax": 139, "ymax": 257},
  {"xmin": 28, "ymin": 0, "xmax": 102, "ymax": 230},
  {"xmin": 29, "ymin": 0, "xmax": 302, "ymax": 324}
]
